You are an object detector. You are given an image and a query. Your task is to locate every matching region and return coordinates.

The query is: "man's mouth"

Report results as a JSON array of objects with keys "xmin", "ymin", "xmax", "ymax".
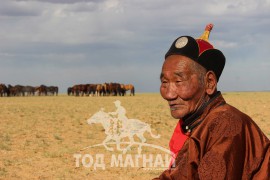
[{"xmin": 169, "ymin": 104, "xmax": 182, "ymax": 111}]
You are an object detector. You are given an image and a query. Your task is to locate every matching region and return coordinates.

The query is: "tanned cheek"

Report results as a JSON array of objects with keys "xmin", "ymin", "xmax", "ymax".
[
  {"xmin": 182, "ymin": 75, "xmax": 203, "ymax": 100},
  {"xmin": 160, "ymin": 88, "xmax": 164, "ymax": 98},
  {"xmin": 176, "ymin": 84, "xmax": 195, "ymax": 100},
  {"xmin": 160, "ymin": 86, "xmax": 166, "ymax": 99}
]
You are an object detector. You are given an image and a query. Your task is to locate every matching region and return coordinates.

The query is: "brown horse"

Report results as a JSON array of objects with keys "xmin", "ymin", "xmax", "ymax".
[
  {"xmin": 67, "ymin": 87, "xmax": 73, "ymax": 96},
  {"xmin": 86, "ymin": 84, "xmax": 97, "ymax": 96},
  {"xmin": 102, "ymin": 83, "xmax": 110, "ymax": 96},
  {"xmin": 8, "ymin": 85, "xmax": 24, "ymax": 96},
  {"xmin": 0, "ymin": 84, "xmax": 9, "ymax": 97},
  {"xmin": 109, "ymin": 83, "xmax": 122, "ymax": 96},
  {"xmin": 96, "ymin": 84, "xmax": 105, "ymax": 96},
  {"xmin": 22, "ymin": 86, "xmax": 35, "ymax": 96},
  {"xmin": 120, "ymin": 84, "xmax": 126, "ymax": 96},
  {"xmin": 35, "ymin": 85, "xmax": 47, "ymax": 96},
  {"xmin": 124, "ymin": 84, "xmax": 135, "ymax": 96},
  {"xmin": 46, "ymin": 86, "xmax": 58, "ymax": 96}
]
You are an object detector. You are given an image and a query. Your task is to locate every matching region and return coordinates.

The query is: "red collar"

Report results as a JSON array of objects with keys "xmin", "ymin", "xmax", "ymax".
[{"xmin": 169, "ymin": 120, "xmax": 189, "ymax": 167}]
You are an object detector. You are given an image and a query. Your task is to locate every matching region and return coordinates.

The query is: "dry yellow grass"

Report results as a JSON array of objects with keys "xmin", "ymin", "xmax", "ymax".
[{"xmin": 0, "ymin": 92, "xmax": 269, "ymax": 179}]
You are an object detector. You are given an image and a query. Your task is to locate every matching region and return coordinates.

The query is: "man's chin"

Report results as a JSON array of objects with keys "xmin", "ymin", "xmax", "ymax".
[{"xmin": 170, "ymin": 110, "xmax": 186, "ymax": 119}]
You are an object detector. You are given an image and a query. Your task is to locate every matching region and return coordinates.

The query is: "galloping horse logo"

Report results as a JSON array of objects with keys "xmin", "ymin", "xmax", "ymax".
[{"xmin": 86, "ymin": 100, "xmax": 161, "ymax": 154}]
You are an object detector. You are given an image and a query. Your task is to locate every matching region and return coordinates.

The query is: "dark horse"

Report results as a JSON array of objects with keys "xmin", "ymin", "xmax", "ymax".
[
  {"xmin": 0, "ymin": 84, "xmax": 9, "ymax": 97},
  {"xmin": 35, "ymin": 85, "xmax": 47, "ymax": 96}
]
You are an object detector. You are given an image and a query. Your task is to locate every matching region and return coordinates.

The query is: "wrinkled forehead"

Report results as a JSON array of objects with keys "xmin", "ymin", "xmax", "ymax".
[
  {"xmin": 160, "ymin": 56, "xmax": 195, "ymax": 79},
  {"xmin": 162, "ymin": 55, "xmax": 194, "ymax": 72}
]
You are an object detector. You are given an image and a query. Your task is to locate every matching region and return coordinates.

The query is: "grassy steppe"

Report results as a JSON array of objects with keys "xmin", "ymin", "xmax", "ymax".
[{"xmin": 0, "ymin": 92, "xmax": 269, "ymax": 179}]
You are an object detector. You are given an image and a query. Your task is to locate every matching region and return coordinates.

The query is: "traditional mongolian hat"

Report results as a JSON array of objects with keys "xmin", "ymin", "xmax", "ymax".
[{"xmin": 165, "ymin": 24, "xmax": 225, "ymax": 81}]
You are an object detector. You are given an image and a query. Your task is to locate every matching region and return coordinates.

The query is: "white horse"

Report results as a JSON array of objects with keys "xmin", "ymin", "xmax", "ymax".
[{"xmin": 87, "ymin": 108, "xmax": 160, "ymax": 153}]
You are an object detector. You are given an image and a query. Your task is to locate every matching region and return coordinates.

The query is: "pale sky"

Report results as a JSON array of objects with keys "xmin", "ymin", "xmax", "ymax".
[{"xmin": 0, "ymin": 0, "xmax": 270, "ymax": 93}]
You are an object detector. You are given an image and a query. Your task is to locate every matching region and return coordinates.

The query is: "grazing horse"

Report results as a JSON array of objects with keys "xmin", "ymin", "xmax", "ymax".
[
  {"xmin": 67, "ymin": 87, "xmax": 73, "ymax": 96},
  {"xmin": 8, "ymin": 85, "xmax": 16, "ymax": 96},
  {"xmin": 72, "ymin": 84, "xmax": 80, "ymax": 96},
  {"xmin": 103, "ymin": 83, "xmax": 110, "ymax": 96},
  {"xmin": 87, "ymin": 84, "xmax": 97, "ymax": 96},
  {"xmin": 96, "ymin": 84, "xmax": 105, "ymax": 96},
  {"xmin": 35, "ymin": 85, "xmax": 47, "ymax": 96},
  {"xmin": 15, "ymin": 85, "xmax": 24, "ymax": 96},
  {"xmin": 72, "ymin": 84, "xmax": 85, "ymax": 96},
  {"xmin": 124, "ymin": 84, "xmax": 135, "ymax": 96},
  {"xmin": 8, "ymin": 85, "xmax": 24, "ymax": 96},
  {"xmin": 120, "ymin": 84, "xmax": 126, "ymax": 96},
  {"xmin": 22, "ymin": 86, "xmax": 35, "ymax": 96},
  {"xmin": 87, "ymin": 108, "xmax": 160, "ymax": 153},
  {"xmin": 109, "ymin": 83, "xmax": 121, "ymax": 96},
  {"xmin": 0, "ymin": 84, "xmax": 9, "ymax": 97},
  {"xmin": 46, "ymin": 86, "xmax": 58, "ymax": 96},
  {"xmin": 80, "ymin": 84, "xmax": 89, "ymax": 96},
  {"xmin": 72, "ymin": 84, "xmax": 97, "ymax": 96}
]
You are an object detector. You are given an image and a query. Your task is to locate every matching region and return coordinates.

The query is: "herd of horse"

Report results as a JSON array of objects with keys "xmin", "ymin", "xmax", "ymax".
[
  {"xmin": 68, "ymin": 83, "xmax": 135, "ymax": 96},
  {"xmin": 0, "ymin": 83, "xmax": 135, "ymax": 97},
  {"xmin": 0, "ymin": 84, "xmax": 58, "ymax": 97}
]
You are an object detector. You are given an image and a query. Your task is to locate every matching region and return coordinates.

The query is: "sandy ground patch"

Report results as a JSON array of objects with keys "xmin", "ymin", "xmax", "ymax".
[{"xmin": 0, "ymin": 92, "xmax": 269, "ymax": 179}]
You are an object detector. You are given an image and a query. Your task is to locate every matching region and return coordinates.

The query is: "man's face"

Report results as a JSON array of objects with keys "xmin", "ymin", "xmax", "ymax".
[{"xmin": 160, "ymin": 55, "xmax": 206, "ymax": 119}]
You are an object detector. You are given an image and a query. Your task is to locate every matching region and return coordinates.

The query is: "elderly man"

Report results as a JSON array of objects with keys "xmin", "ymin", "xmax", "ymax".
[{"xmin": 154, "ymin": 24, "xmax": 270, "ymax": 179}]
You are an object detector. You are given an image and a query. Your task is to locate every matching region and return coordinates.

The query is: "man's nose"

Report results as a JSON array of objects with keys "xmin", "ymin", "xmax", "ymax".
[{"xmin": 164, "ymin": 83, "xmax": 178, "ymax": 100}]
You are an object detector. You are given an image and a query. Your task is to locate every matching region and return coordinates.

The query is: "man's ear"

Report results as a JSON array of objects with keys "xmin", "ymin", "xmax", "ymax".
[{"xmin": 205, "ymin": 71, "xmax": 217, "ymax": 95}]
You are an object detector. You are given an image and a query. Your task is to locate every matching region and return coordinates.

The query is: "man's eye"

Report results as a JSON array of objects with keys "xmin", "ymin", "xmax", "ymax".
[
  {"xmin": 175, "ymin": 80, "xmax": 183, "ymax": 86},
  {"xmin": 162, "ymin": 81, "xmax": 167, "ymax": 84},
  {"xmin": 160, "ymin": 78, "xmax": 167, "ymax": 83},
  {"xmin": 161, "ymin": 80, "xmax": 168, "ymax": 87}
]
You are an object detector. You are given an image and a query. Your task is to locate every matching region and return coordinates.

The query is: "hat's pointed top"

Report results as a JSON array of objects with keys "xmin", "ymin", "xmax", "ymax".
[
  {"xmin": 164, "ymin": 23, "xmax": 225, "ymax": 81},
  {"xmin": 196, "ymin": 23, "xmax": 214, "ymax": 55},
  {"xmin": 198, "ymin": 23, "xmax": 213, "ymax": 42}
]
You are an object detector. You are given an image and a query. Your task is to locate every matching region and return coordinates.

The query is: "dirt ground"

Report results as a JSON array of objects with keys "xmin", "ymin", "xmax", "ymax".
[{"xmin": 0, "ymin": 92, "xmax": 269, "ymax": 179}]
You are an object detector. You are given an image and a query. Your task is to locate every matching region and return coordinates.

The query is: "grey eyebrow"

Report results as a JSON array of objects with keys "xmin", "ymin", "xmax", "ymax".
[
  {"xmin": 174, "ymin": 72, "xmax": 184, "ymax": 77},
  {"xmin": 160, "ymin": 72, "xmax": 184, "ymax": 80}
]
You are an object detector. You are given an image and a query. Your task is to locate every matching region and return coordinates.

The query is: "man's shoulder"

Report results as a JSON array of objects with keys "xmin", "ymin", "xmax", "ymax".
[
  {"xmin": 194, "ymin": 103, "xmax": 253, "ymax": 138},
  {"xmin": 200, "ymin": 103, "xmax": 268, "ymax": 141},
  {"xmin": 207, "ymin": 103, "xmax": 252, "ymax": 125},
  {"xmin": 206, "ymin": 104, "xmax": 246, "ymax": 137}
]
